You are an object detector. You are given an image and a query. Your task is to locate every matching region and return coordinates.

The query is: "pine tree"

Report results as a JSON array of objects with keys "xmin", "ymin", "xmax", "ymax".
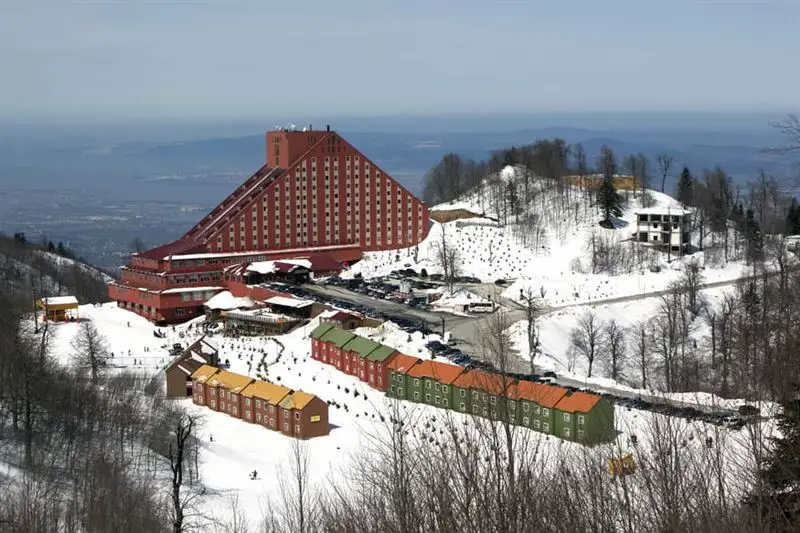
[
  {"xmin": 676, "ymin": 166, "xmax": 693, "ymax": 206},
  {"xmin": 596, "ymin": 174, "xmax": 624, "ymax": 227},
  {"xmin": 596, "ymin": 145, "xmax": 623, "ymax": 227},
  {"xmin": 751, "ymin": 396, "xmax": 800, "ymax": 529},
  {"xmin": 786, "ymin": 198, "xmax": 800, "ymax": 235},
  {"xmin": 57, "ymin": 241, "xmax": 66, "ymax": 256},
  {"xmin": 745, "ymin": 208, "xmax": 763, "ymax": 262}
]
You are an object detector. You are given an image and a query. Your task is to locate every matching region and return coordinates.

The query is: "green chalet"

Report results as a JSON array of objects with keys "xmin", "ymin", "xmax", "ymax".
[
  {"xmin": 310, "ymin": 323, "xmax": 334, "ymax": 362},
  {"xmin": 400, "ymin": 360, "xmax": 464, "ymax": 409},
  {"xmin": 553, "ymin": 391, "xmax": 615, "ymax": 444},
  {"xmin": 387, "ymin": 354, "xmax": 422, "ymax": 400}
]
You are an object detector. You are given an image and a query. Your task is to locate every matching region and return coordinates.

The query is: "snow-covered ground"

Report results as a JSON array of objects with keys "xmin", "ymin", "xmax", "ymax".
[{"xmin": 42, "ymin": 303, "xmax": 778, "ymax": 525}]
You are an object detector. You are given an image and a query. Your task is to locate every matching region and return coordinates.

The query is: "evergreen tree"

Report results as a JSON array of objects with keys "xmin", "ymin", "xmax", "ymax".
[
  {"xmin": 676, "ymin": 166, "xmax": 694, "ymax": 206},
  {"xmin": 752, "ymin": 395, "xmax": 800, "ymax": 529},
  {"xmin": 596, "ymin": 174, "xmax": 624, "ymax": 227},
  {"xmin": 745, "ymin": 208, "xmax": 763, "ymax": 263},
  {"xmin": 47, "ymin": 241, "xmax": 55, "ymax": 253},
  {"xmin": 57, "ymin": 241, "xmax": 66, "ymax": 256},
  {"xmin": 786, "ymin": 198, "xmax": 800, "ymax": 235}
]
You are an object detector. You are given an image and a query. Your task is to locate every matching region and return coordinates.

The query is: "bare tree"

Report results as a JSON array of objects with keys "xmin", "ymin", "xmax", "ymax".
[
  {"xmin": 656, "ymin": 152, "xmax": 674, "ymax": 193},
  {"xmin": 277, "ymin": 438, "xmax": 317, "ymax": 533},
  {"xmin": 70, "ymin": 321, "xmax": 109, "ymax": 384},
  {"xmin": 570, "ymin": 309, "xmax": 601, "ymax": 377},
  {"xmin": 519, "ymin": 286, "xmax": 546, "ymax": 374},
  {"xmin": 435, "ymin": 225, "xmax": 460, "ymax": 293},
  {"xmin": 169, "ymin": 411, "xmax": 198, "ymax": 533},
  {"xmin": 678, "ymin": 261, "xmax": 704, "ymax": 317},
  {"xmin": 603, "ymin": 319, "xmax": 627, "ymax": 381},
  {"xmin": 768, "ymin": 114, "xmax": 800, "ymax": 153},
  {"xmin": 631, "ymin": 320, "xmax": 651, "ymax": 389}
]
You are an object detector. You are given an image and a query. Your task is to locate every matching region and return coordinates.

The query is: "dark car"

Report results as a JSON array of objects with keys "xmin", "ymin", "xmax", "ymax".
[{"xmin": 494, "ymin": 279, "xmax": 507, "ymax": 286}]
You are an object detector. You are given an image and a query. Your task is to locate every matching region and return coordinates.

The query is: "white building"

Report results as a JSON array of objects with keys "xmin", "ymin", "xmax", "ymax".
[{"xmin": 635, "ymin": 207, "xmax": 693, "ymax": 255}]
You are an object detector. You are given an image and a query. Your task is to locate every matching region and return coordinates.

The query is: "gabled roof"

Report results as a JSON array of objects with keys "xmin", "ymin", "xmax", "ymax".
[
  {"xmin": 241, "ymin": 381, "xmax": 291, "ymax": 405},
  {"xmin": 538, "ymin": 385, "xmax": 568, "ymax": 408},
  {"xmin": 190, "ymin": 364, "xmax": 219, "ymax": 384},
  {"xmin": 342, "ymin": 336, "xmax": 381, "ymax": 358},
  {"xmin": 206, "ymin": 370, "xmax": 253, "ymax": 393},
  {"xmin": 279, "ymin": 391, "xmax": 317, "ymax": 410},
  {"xmin": 320, "ymin": 327, "xmax": 356, "ymax": 348},
  {"xmin": 366, "ymin": 344, "xmax": 396, "ymax": 363},
  {"xmin": 303, "ymin": 253, "xmax": 344, "ymax": 272},
  {"xmin": 554, "ymin": 391, "xmax": 602, "ymax": 413},
  {"xmin": 454, "ymin": 370, "xmax": 508, "ymax": 396},
  {"xmin": 310, "ymin": 323, "xmax": 335, "ymax": 340},
  {"xmin": 387, "ymin": 354, "xmax": 421, "ymax": 374},
  {"xmin": 405, "ymin": 360, "xmax": 463, "ymax": 384}
]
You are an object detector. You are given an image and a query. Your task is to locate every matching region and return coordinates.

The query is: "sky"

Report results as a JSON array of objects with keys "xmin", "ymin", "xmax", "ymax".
[{"xmin": 1, "ymin": 0, "xmax": 798, "ymax": 123}]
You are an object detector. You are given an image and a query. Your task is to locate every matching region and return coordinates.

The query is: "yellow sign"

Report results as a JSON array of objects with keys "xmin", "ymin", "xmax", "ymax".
[{"xmin": 310, "ymin": 415, "xmax": 320, "ymax": 423}]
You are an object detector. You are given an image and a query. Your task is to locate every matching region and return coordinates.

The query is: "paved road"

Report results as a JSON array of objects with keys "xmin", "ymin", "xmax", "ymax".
[{"xmin": 309, "ymin": 272, "xmax": 757, "ymax": 376}]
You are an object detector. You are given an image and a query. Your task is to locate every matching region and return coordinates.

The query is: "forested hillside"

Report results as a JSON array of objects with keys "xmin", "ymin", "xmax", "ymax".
[{"xmin": 0, "ymin": 232, "xmax": 113, "ymax": 306}]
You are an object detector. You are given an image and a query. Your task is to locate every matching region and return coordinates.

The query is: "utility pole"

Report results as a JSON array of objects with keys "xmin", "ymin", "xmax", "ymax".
[{"xmin": 440, "ymin": 316, "xmax": 446, "ymax": 339}]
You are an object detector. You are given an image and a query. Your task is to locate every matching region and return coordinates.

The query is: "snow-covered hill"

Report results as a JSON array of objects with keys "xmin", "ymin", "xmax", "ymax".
[
  {"xmin": 0, "ymin": 240, "xmax": 113, "ymax": 304},
  {"xmin": 45, "ymin": 304, "xmax": 773, "ymax": 526},
  {"xmin": 346, "ymin": 166, "xmax": 751, "ymax": 308}
]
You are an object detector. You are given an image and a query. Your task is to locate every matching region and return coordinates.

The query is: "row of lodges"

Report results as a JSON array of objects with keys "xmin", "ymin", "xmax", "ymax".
[
  {"xmin": 190, "ymin": 365, "xmax": 329, "ymax": 440},
  {"xmin": 310, "ymin": 324, "xmax": 614, "ymax": 444},
  {"xmin": 310, "ymin": 323, "xmax": 399, "ymax": 391}
]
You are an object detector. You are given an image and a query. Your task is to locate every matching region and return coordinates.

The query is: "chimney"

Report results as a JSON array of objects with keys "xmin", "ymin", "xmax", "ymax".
[{"xmin": 326, "ymin": 124, "xmax": 330, "ymax": 132}]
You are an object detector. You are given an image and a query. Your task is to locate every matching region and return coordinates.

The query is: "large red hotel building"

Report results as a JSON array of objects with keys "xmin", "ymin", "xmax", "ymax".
[{"xmin": 108, "ymin": 127, "xmax": 430, "ymax": 323}]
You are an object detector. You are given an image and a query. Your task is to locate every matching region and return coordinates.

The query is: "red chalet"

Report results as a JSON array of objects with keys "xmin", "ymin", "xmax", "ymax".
[{"xmin": 109, "ymin": 126, "xmax": 431, "ymax": 324}]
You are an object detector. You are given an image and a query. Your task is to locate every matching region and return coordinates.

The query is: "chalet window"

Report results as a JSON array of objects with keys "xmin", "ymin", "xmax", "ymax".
[
  {"xmin": 443, "ymin": 398, "xmax": 449, "ymax": 407},
  {"xmin": 211, "ymin": 400, "xmax": 216, "ymax": 408},
  {"xmin": 294, "ymin": 412, "xmax": 300, "ymax": 420},
  {"xmin": 564, "ymin": 427, "xmax": 571, "ymax": 438},
  {"xmin": 295, "ymin": 425, "xmax": 300, "ymax": 434},
  {"xmin": 414, "ymin": 379, "xmax": 420, "ymax": 386},
  {"xmin": 509, "ymin": 400, "xmax": 516, "ymax": 410},
  {"xmin": 257, "ymin": 413, "xmax": 262, "ymax": 421},
  {"xmin": 196, "ymin": 383, "xmax": 203, "ymax": 391},
  {"xmin": 534, "ymin": 419, "xmax": 541, "ymax": 429},
  {"xmin": 425, "ymin": 394, "xmax": 432, "ymax": 402},
  {"xmin": 577, "ymin": 429, "xmax": 585, "ymax": 439},
  {"xmin": 434, "ymin": 383, "xmax": 440, "ymax": 391},
  {"xmin": 523, "ymin": 403, "xmax": 529, "ymax": 412},
  {"xmin": 441, "ymin": 385, "xmax": 448, "ymax": 393},
  {"xmin": 460, "ymin": 403, "xmax": 466, "ymax": 410},
  {"xmin": 413, "ymin": 392, "xmax": 420, "ymax": 400},
  {"xmin": 542, "ymin": 408, "xmax": 549, "ymax": 417},
  {"xmin": 460, "ymin": 390, "xmax": 466, "ymax": 398},
  {"xmin": 245, "ymin": 410, "xmax": 250, "ymax": 418},
  {"xmin": 245, "ymin": 399, "xmax": 251, "ymax": 407},
  {"xmin": 543, "ymin": 422, "xmax": 550, "ymax": 433},
  {"xmin": 389, "ymin": 386, "xmax": 395, "ymax": 395},
  {"xmin": 398, "ymin": 387, "xmax": 404, "ymax": 396},
  {"xmin": 490, "ymin": 396, "xmax": 497, "ymax": 405},
  {"xmin": 472, "ymin": 391, "xmax": 478, "ymax": 399},
  {"xmin": 577, "ymin": 415, "xmax": 585, "ymax": 426},
  {"xmin": 233, "ymin": 406, "xmax": 237, "ymax": 415},
  {"xmin": 284, "ymin": 409, "xmax": 290, "ymax": 418},
  {"xmin": 256, "ymin": 400, "xmax": 262, "ymax": 409},
  {"xmin": 563, "ymin": 413, "xmax": 571, "ymax": 423},
  {"xmin": 283, "ymin": 423, "xmax": 289, "ymax": 431},
  {"xmin": 426, "ymin": 381, "xmax": 431, "ymax": 389}
]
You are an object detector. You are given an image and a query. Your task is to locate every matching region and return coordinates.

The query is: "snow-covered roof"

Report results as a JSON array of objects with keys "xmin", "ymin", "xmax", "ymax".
[
  {"xmin": 40, "ymin": 296, "xmax": 78, "ymax": 306},
  {"xmin": 247, "ymin": 259, "xmax": 312, "ymax": 274},
  {"xmin": 160, "ymin": 286, "xmax": 225, "ymax": 294},
  {"xmin": 204, "ymin": 290, "xmax": 255, "ymax": 310},
  {"xmin": 265, "ymin": 295, "xmax": 314, "ymax": 309},
  {"xmin": 636, "ymin": 207, "xmax": 692, "ymax": 216},
  {"xmin": 167, "ymin": 243, "xmax": 359, "ymax": 261}
]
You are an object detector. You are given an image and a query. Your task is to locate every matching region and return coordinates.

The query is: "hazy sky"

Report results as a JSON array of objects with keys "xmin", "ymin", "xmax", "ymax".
[{"xmin": 1, "ymin": 0, "xmax": 798, "ymax": 122}]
